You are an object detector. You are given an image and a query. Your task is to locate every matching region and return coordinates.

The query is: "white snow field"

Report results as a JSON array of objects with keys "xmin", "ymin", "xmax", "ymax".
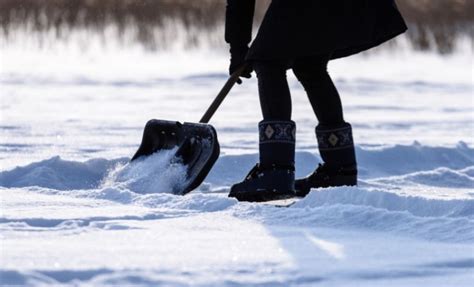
[{"xmin": 1, "ymin": 37, "xmax": 473, "ymax": 286}]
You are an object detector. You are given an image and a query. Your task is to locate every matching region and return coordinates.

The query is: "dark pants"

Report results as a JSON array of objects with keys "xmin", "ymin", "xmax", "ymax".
[{"xmin": 254, "ymin": 54, "xmax": 344, "ymax": 125}]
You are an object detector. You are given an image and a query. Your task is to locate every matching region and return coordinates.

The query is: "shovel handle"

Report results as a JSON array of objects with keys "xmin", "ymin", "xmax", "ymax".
[{"xmin": 199, "ymin": 64, "xmax": 248, "ymax": 124}]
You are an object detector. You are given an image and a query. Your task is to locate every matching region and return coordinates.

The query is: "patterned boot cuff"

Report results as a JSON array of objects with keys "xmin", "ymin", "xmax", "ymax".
[
  {"xmin": 259, "ymin": 120, "xmax": 296, "ymax": 144},
  {"xmin": 316, "ymin": 123, "xmax": 354, "ymax": 151}
]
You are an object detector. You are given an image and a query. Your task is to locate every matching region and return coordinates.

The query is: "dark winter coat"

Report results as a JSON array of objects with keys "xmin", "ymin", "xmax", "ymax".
[{"xmin": 225, "ymin": 0, "xmax": 408, "ymax": 61}]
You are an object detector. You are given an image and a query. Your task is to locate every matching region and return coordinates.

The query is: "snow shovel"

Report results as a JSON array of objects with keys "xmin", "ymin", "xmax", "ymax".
[{"xmin": 131, "ymin": 66, "xmax": 247, "ymax": 195}]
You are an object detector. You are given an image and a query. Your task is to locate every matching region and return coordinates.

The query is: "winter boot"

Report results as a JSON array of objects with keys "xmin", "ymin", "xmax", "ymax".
[
  {"xmin": 295, "ymin": 122, "xmax": 357, "ymax": 197},
  {"xmin": 229, "ymin": 120, "xmax": 296, "ymax": 202}
]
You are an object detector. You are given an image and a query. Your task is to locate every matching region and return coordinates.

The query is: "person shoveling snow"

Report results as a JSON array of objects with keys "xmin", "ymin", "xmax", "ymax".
[{"xmin": 133, "ymin": 0, "xmax": 407, "ymax": 202}]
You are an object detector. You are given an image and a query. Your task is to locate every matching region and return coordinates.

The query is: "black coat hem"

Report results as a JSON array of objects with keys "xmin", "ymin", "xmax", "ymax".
[{"xmin": 331, "ymin": 26, "xmax": 408, "ymax": 60}]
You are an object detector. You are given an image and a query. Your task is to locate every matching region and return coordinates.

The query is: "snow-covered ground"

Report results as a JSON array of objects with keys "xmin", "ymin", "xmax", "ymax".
[{"xmin": 1, "ymin": 36, "xmax": 473, "ymax": 286}]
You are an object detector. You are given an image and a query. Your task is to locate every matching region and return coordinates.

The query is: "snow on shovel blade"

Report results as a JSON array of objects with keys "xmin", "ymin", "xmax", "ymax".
[{"xmin": 131, "ymin": 119, "xmax": 220, "ymax": 195}]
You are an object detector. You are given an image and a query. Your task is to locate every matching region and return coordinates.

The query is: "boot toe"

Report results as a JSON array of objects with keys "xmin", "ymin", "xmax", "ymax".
[
  {"xmin": 294, "ymin": 179, "xmax": 311, "ymax": 197},
  {"xmin": 228, "ymin": 183, "xmax": 241, "ymax": 198},
  {"xmin": 228, "ymin": 162, "xmax": 296, "ymax": 202},
  {"xmin": 229, "ymin": 183, "xmax": 264, "ymax": 202}
]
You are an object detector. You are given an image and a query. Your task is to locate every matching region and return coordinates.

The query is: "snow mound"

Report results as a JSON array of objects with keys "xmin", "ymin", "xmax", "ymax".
[
  {"xmin": 101, "ymin": 149, "xmax": 189, "ymax": 194},
  {"xmin": 293, "ymin": 187, "xmax": 474, "ymax": 218},
  {"xmin": 1, "ymin": 143, "xmax": 472, "ymax": 191},
  {"xmin": 355, "ymin": 141, "xmax": 474, "ymax": 179},
  {"xmin": 0, "ymin": 156, "xmax": 127, "ymax": 190},
  {"xmin": 374, "ymin": 167, "xmax": 474, "ymax": 188},
  {"xmin": 254, "ymin": 187, "xmax": 474, "ymax": 243},
  {"xmin": 405, "ymin": 167, "xmax": 474, "ymax": 188},
  {"xmin": 0, "ymin": 149, "xmax": 190, "ymax": 195}
]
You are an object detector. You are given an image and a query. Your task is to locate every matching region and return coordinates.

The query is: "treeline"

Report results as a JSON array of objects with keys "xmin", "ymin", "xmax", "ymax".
[
  {"xmin": 0, "ymin": 0, "xmax": 472, "ymax": 53},
  {"xmin": 397, "ymin": 0, "xmax": 472, "ymax": 53}
]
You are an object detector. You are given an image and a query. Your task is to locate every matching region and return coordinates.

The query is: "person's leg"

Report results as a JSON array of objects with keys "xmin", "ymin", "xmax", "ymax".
[
  {"xmin": 292, "ymin": 55, "xmax": 357, "ymax": 195},
  {"xmin": 229, "ymin": 60, "xmax": 296, "ymax": 202},
  {"xmin": 254, "ymin": 60, "xmax": 292, "ymax": 121},
  {"xmin": 292, "ymin": 54, "xmax": 344, "ymax": 125},
  {"xmin": 254, "ymin": 60, "xmax": 295, "ymax": 167}
]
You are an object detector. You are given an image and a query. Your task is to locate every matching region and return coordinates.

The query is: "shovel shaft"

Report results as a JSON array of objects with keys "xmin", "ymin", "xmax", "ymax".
[{"xmin": 199, "ymin": 65, "xmax": 247, "ymax": 124}]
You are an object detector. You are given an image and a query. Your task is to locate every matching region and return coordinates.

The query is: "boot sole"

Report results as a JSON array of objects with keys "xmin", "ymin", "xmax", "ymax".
[
  {"xmin": 232, "ymin": 189, "xmax": 296, "ymax": 203},
  {"xmin": 295, "ymin": 175, "xmax": 357, "ymax": 197}
]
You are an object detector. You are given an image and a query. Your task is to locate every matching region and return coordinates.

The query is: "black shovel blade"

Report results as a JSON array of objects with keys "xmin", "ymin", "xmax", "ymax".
[{"xmin": 131, "ymin": 119, "xmax": 220, "ymax": 195}]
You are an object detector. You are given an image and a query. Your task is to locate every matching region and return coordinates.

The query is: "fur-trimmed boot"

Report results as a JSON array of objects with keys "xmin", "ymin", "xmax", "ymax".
[
  {"xmin": 295, "ymin": 122, "xmax": 357, "ymax": 197},
  {"xmin": 229, "ymin": 120, "xmax": 296, "ymax": 202}
]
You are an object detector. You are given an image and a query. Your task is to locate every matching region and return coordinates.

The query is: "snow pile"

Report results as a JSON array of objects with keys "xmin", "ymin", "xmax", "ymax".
[
  {"xmin": 389, "ymin": 166, "xmax": 474, "ymax": 188},
  {"xmin": 297, "ymin": 187, "xmax": 474, "ymax": 218},
  {"xmin": 0, "ymin": 149, "xmax": 190, "ymax": 195},
  {"xmin": 355, "ymin": 141, "xmax": 474, "ymax": 178},
  {"xmin": 101, "ymin": 148, "xmax": 189, "ymax": 194},
  {"xmin": 0, "ymin": 156, "xmax": 127, "ymax": 190},
  {"xmin": 2, "ymin": 142, "xmax": 472, "ymax": 191},
  {"xmin": 286, "ymin": 187, "xmax": 474, "ymax": 242}
]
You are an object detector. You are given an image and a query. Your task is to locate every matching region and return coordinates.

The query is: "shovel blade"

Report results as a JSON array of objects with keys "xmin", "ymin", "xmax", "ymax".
[{"xmin": 132, "ymin": 119, "xmax": 220, "ymax": 195}]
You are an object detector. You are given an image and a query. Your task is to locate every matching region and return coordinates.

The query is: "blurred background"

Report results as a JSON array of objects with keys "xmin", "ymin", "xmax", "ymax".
[{"xmin": 0, "ymin": 0, "xmax": 472, "ymax": 53}]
